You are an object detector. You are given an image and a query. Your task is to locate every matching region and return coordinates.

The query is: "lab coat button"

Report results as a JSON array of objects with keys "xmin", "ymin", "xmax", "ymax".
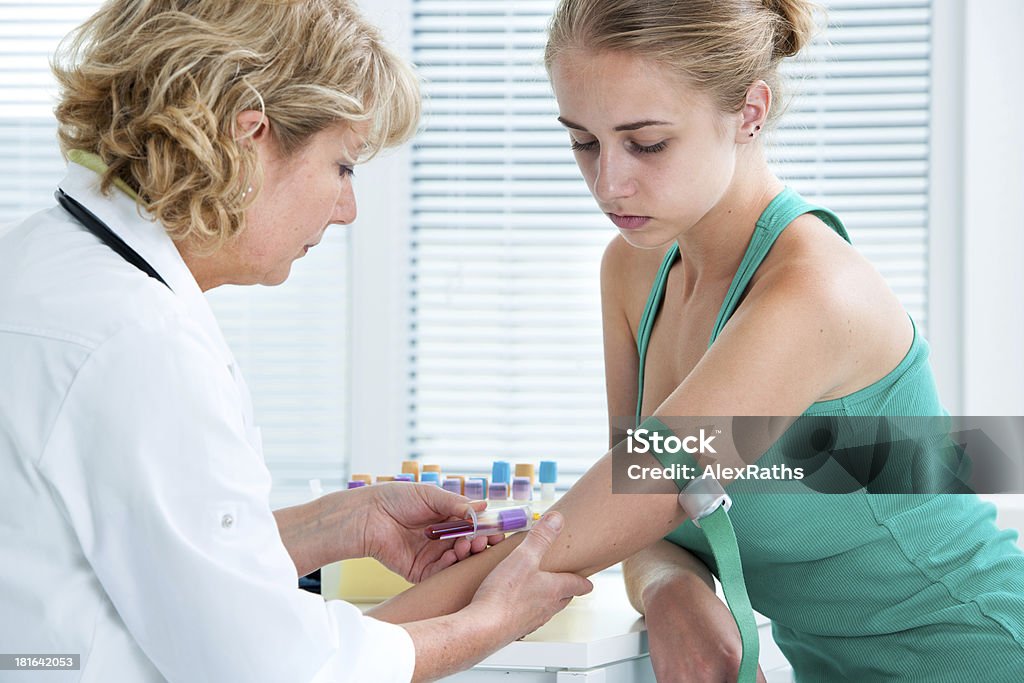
[{"xmin": 221, "ymin": 514, "xmax": 235, "ymax": 529}]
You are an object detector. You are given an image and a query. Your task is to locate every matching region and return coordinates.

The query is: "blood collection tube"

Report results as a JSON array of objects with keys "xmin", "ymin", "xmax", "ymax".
[
  {"xmin": 515, "ymin": 463, "xmax": 535, "ymax": 487},
  {"xmin": 539, "ymin": 461, "xmax": 558, "ymax": 501},
  {"xmin": 512, "ymin": 476, "xmax": 532, "ymax": 501},
  {"xmin": 425, "ymin": 504, "xmax": 536, "ymax": 541},
  {"xmin": 488, "ymin": 482, "xmax": 509, "ymax": 501},
  {"xmin": 402, "ymin": 460, "xmax": 420, "ymax": 481},
  {"xmin": 491, "ymin": 461, "xmax": 511, "ymax": 488},
  {"xmin": 464, "ymin": 478, "xmax": 485, "ymax": 500}
]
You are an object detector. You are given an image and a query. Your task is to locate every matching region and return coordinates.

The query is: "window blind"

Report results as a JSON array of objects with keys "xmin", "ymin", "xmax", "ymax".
[
  {"xmin": 206, "ymin": 244, "xmax": 350, "ymax": 510},
  {"xmin": 0, "ymin": 2, "xmax": 97, "ymax": 219},
  {"xmin": 0, "ymin": 1, "xmax": 349, "ymax": 509},
  {"xmin": 406, "ymin": 0, "xmax": 933, "ymax": 486}
]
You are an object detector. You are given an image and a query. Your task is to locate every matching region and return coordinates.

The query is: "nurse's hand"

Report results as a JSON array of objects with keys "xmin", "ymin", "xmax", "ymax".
[
  {"xmin": 468, "ymin": 511, "xmax": 594, "ymax": 638},
  {"xmin": 363, "ymin": 483, "xmax": 505, "ymax": 583},
  {"xmin": 399, "ymin": 512, "xmax": 593, "ymax": 682}
]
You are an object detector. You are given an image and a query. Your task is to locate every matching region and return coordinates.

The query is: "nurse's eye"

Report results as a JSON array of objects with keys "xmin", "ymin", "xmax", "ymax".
[
  {"xmin": 338, "ymin": 164, "xmax": 355, "ymax": 178},
  {"xmin": 630, "ymin": 141, "xmax": 667, "ymax": 154},
  {"xmin": 570, "ymin": 137, "xmax": 598, "ymax": 153}
]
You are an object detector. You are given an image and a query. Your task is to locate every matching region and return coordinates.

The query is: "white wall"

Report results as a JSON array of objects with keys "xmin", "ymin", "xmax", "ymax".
[
  {"xmin": 346, "ymin": 0, "xmax": 414, "ymax": 476},
  {"xmin": 961, "ymin": 0, "xmax": 1024, "ymax": 415}
]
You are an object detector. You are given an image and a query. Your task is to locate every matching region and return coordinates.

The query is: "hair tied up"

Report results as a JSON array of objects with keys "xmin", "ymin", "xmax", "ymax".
[
  {"xmin": 545, "ymin": 0, "xmax": 827, "ymax": 128},
  {"xmin": 762, "ymin": 0, "xmax": 821, "ymax": 60}
]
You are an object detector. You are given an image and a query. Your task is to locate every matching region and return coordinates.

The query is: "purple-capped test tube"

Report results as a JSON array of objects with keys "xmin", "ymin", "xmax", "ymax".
[
  {"xmin": 464, "ymin": 478, "xmax": 485, "ymax": 500},
  {"xmin": 425, "ymin": 504, "xmax": 534, "ymax": 540},
  {"xmin": 488, "ymin": 482, "xmax": 509, "ymax": 501},
  {"xmin": 512, "ymin": 476, "xmax": 532, "ymax": 501}
]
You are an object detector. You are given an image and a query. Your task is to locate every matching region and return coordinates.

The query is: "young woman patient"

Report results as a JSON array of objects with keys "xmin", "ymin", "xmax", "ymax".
[{"xmin": 370, "ymin": 1, "xmax": 1024, "ymax": 681}]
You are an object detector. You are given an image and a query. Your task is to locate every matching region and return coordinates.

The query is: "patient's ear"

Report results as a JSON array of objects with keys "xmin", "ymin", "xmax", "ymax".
[{"xmin": 737, "ymin": 80, "xmax": 771, "ymax": 143}]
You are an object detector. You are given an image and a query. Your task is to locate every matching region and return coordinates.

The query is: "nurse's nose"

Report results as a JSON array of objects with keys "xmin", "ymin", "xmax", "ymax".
[
  {"xmin": 332, "ymin": 181, "xmax": 357, "ymax": 226},
  {"xmin": 593, "ymin": 150, "xmax": 636, "ymax": 203}
]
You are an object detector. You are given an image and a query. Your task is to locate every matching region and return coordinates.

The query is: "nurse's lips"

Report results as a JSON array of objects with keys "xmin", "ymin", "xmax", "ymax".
[{"xmin": 607, "ymin": 213, "xmax": 650, "ymax": 230}]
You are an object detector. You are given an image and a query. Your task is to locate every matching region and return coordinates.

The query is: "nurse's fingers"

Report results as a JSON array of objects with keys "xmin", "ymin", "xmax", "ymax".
[
  {"xmin": 469, "ymin": 535, "xmax": 489, "ymax": 554},
  {"xmin": 452, "ymin": 536, "xmax": 473, "ymax": 561},
  {"xmin": 416, "ymin": 484, "xmax": 480, "ymax": 519},
  {"xmin": 430, "ymin": 548, "xmax": 459, "ymax": 575}
]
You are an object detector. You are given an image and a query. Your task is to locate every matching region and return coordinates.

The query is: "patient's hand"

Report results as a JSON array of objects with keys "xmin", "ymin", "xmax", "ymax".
[{"xmin": 649, "ymin": 579, "xmax": 765, "ymax": 682}]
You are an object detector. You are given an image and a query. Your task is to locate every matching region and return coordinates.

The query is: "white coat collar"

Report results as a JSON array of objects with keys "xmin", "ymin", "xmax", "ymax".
[{"xmin": 57, "ymin": 161, "xmax": 238, "ymax": 371}]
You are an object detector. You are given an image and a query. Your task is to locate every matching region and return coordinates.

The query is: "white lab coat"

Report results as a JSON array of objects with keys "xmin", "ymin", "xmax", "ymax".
[{"xmin": 0, "ymin": 162, "xmax": 415, "ymax": 682}]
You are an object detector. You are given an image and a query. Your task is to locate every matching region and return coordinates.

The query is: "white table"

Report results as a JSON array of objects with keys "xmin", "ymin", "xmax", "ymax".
[
  {"xmin": 438, "ymin": 570, "xmax": 652, "ymax": 682},
  {"xmin": 435, "ymin": 569, "xmax": 794, "ymax": 683}
]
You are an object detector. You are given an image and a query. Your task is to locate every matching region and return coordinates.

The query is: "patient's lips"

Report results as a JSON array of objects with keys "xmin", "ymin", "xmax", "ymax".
[{"xmin": 608, "ymin": 213, "xmax": 650, "ymax": 230}]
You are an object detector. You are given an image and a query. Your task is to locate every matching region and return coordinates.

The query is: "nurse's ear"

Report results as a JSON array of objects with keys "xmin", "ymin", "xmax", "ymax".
[
  {"xmin": 233, "ymin": 109, "xmax": 282, "ymax": 174},
  {"xmin": 234, "ymin": 109, "xmax": 272, "ymax": 144},
  {"xmin": 736, "ymin": 80, "xmax": 772, "ymax": 143}
]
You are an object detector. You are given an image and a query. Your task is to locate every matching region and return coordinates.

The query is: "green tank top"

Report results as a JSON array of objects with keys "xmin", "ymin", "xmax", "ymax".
[{"xmin": 634, "ymin": 188, "xmax": 1024, "ymax": 681}]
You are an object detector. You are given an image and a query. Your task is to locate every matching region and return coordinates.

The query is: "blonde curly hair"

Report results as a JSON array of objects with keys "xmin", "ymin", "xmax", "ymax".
[{"xmin": 52, "ymin": 0, "xmax": 421, "ymax": 252}]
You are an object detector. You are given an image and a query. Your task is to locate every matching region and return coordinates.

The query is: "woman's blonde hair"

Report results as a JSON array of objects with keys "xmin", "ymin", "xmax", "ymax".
[
  {"xmin": 53, "ymin": 0, "xmax": 421, "ymax": 251},
  {"xmin": 545, "ymin": 0, "xmax": 820, "ymax": 125}
]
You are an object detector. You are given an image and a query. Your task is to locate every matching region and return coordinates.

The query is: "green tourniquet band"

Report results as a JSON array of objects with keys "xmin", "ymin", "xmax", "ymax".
[
  {"xmin": 698, "ymin": 506, "xmax": 760, "ymax": 683},
  {"xmin": 636, "ymin": 416, "xmax": 757, "ymax": 683}
]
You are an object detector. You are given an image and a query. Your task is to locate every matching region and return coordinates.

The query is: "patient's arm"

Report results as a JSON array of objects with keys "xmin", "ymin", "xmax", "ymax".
[
  {"xmin": 370, "ymin": 256, "xmax": 851, "ymax": 624},
  {"xmin": 369, "ymin": 446, "xmax": 686, "ymax": 623}
]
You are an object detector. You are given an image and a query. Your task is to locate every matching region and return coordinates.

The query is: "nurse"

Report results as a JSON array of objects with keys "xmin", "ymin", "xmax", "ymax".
[
  {"xmin": 369, "ymin": 0, "xmax": 1024, "ymax": 681},
  {"xmin": 0, "ymin": 1, "xmax": 590, "ymax": 681}
]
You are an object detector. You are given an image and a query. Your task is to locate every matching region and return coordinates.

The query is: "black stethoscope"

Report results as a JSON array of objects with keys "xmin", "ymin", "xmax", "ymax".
[{"xmin": 55, "ymin": 188, "xmax": 172, "ymax": 291}]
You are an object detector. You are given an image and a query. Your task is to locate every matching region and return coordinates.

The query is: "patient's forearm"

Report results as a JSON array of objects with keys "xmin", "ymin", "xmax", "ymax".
[
  {"xmin": 369, "ymin": 449, "xmax": 687, "ymax": 623},
  {"xmin": 369, "ymin": 531, "xmax": 520, "ymax": 623},
  {"xmin": 622, "ymin": 539, "xmax": 714, "ymax": 615}
]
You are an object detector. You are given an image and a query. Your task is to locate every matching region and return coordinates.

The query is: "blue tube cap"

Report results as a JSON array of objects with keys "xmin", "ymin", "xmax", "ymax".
[
  {"xmin": 491, "ymin": 461, "xmax": 511, "ymax": 485},
  {"xmin": 539, "ymin": 460, "xmax": 557, "ymax": 484}
]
